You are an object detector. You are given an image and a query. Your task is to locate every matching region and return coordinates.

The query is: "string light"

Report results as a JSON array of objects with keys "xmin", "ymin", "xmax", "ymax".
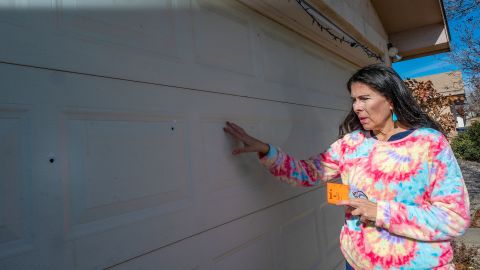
[{"xmin": 294, "ymin": 0, "xmax": 384, "ymax": 62}]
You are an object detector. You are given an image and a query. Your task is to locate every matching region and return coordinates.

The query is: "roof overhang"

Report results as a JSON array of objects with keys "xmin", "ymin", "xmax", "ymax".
[
  {"xmin": 371, "ymin": 0, "xmax": 451, "ymax": 60},
  {"xmin": 236, "ymin": 0, "xmax": 387, "ymax": 67},
  {"xmin": 235, "ymin": 0, "xmax": 450, "ymax": 66}
]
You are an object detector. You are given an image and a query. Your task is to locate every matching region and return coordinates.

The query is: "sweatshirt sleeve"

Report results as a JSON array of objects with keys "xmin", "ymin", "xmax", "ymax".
[
  {"xmin": 375, "ymin": 135, "xmax": 471, "ymax": 241},
  {"xmin": 258, "ymin": 139, "xmax": 342, "ymax": 187}
]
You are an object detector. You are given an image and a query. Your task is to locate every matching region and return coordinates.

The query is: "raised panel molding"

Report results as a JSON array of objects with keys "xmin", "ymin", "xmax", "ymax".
[
  {"xmin": 0, "ymin": 105, "xmax": 33, "ymax": 259},
  {"xmin": 62, "ymin": 109, "xmax": 192, "ymax": 238}
]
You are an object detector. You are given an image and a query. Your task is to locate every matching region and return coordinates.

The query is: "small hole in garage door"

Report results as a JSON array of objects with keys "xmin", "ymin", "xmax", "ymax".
[{"xmin": 48, "ymin": 154, "xmax": 56, "ymax": 164}]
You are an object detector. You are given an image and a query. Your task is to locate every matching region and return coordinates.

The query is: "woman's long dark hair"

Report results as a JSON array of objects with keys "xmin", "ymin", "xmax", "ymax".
[{"xmin": 339, "ymin": 64, "xmax": 445, "ymax": 137}]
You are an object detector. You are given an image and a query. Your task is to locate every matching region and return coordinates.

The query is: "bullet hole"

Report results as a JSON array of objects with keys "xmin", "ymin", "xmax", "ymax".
[
  {"xmin": 171, "ymin": 126, "xmax": 175, "ymax": 131},
  {"xmin": 49, "ymin": 158, "xmax": 55, "ymax": 163}
]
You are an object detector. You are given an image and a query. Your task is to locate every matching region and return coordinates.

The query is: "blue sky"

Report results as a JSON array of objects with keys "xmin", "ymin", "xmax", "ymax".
[
  {"xmin": 393, "ymin": 53, "xmax": 457, "ymax": 79},
  {"xmin": 392, "ymin": 4, "xmax": 479, "ymax": 82}
]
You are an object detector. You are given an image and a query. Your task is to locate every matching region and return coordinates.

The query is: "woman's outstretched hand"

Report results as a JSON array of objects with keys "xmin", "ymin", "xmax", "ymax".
[{"xmin": 223, "ymin": 121, "xmax": 270, "ymax": 155}]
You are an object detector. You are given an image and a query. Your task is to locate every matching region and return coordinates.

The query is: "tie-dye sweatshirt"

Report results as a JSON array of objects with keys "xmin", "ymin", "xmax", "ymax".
[{"xmin": 259, "ymin": 128, "xmax": 470, "ymax": 270}]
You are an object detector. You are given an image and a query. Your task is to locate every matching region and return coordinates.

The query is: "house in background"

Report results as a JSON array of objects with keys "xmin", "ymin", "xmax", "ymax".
[
  {"xmin": 467, "ymin": 116, "xmax": 480, "ymax": 126},
  {"xmin": 0, "ymin": 0, "xmax": 451, "ymax": 269},
  {"xmin": 413, "ymin": 71, "xmax": 467, "ymax": 130}
]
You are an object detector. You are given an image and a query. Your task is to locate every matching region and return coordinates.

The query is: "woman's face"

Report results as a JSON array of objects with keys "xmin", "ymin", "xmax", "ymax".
[{"xmin": 350, "ymin": 82, "xmax": 393, "ymax": 131}]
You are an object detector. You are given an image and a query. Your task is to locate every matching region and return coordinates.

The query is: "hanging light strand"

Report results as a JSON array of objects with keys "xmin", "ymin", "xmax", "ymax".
[{"xmin": 295, "ymin": 0, "xmax": 384, "ymax": 62}]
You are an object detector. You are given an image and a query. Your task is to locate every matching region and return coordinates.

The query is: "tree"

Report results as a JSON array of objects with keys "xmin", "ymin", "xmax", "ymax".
[
  {"xmin": 405, "ymin": 79, "xmax": 457, "ymax": 136},
  {"xmin": 451, "ymin": 121, "xmax": 480, "ymax": 161},
  {"xmin": 444, "ymin": 0, "xmax": 480, "ymax": 19},
  {"xmin": 443, "ymin": 0, "xmax": 480, "ymax": 118},
  {"xmin": 465, "ymin": 77, "xmax": 480, "ymax": 118}
]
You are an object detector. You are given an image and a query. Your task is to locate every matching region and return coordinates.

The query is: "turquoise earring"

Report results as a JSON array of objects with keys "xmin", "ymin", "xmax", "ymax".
[{"xmin": 392, "ymin": 111, "xmax": 398, "ymax": 122}]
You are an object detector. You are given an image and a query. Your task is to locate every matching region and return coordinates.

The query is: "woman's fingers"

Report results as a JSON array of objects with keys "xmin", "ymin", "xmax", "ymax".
[
  {"xmin": 351, "ymin": 208, "xmax": 362, "ymax": 217},
  {"xmin": 225, "ymin": 122, "xmax": 258, "ymax": 145},
  {"xmin": 226, "ymin": 122, "xmax": 244, "ymax": 137},
  {"xmin": 350, "ymin": 207, "xmax": 370, "ymax": 224},
  {"xmin": 227, "ymin": 121, "xmax": 246, "ymax": 135},
  {"xmin": 225, "ymin": 122, "xmax": 250, "ymax": 140},
  {"xmin": 224, "ymin": 124, "xmax": 244, "ymax": 141},
  {"xmin": 224, "ymin": 121, "xmax": 267, "ymax": 155},
  {"xmin": 360, "ymin": 216, "xmax": 369, "ymax": 224},
  {"xmin": 338, "ymin": 199, "xmax": 377, "ymax": 222}
]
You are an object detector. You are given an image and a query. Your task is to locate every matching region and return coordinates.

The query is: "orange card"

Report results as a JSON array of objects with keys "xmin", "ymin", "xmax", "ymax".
[{"xmin": 326, "ymin": 182, "xmax": 349, "ymax": 204}]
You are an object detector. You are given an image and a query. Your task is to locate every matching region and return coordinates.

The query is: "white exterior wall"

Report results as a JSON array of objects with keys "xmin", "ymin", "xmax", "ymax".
[
  {"xmin": 0, "ymin": 0, "xmax": 359, "ymax": 269},
  {"xmin": 456, "ymin": 116, "xmax": 465, "ymax": 128},
  {"xmin": 313, "ymin": 0, "xmax": 388, "ymax": 60}
]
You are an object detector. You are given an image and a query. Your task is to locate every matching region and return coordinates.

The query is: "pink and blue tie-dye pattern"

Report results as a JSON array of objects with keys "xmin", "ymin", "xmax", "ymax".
[{"xmin": 259, "ymin": 128, "xmax": 470, "ymax": 269}]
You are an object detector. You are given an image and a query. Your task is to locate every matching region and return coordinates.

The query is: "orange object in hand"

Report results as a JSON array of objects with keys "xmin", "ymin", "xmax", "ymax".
[{"xmin": 327, "ymin": 182, "xmax": 350, "ymax": 204}]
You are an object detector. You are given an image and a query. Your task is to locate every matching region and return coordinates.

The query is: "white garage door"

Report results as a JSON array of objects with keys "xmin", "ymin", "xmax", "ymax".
[{"xmin": 0, "ymin": 0, "xmax": 356, "ymax": 269}]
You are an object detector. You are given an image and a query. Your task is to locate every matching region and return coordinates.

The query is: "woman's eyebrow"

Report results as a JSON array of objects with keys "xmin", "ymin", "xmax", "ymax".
[{"xmin": 351, "ymin": 94, "xmax": 370, "ymax": 98}]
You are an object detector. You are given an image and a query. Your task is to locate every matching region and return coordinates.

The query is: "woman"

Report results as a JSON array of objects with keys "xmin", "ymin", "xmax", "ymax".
[{"xmin": 223, "ymin": 64, "xmax": 470, "ymax": 269}]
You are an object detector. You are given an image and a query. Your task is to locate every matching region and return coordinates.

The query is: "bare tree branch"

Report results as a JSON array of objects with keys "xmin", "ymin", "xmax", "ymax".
[
  {"xmin": 444, "ymin": 0, "xmax": 480, "ymax": 19},
  {"xmin": 444, "ymin": 0, "xmax": 480, "ymax": 117}
]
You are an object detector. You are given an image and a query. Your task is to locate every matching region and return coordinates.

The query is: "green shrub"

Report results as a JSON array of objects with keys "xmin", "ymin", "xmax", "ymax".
[{"xmin": 452, "ymin": 122, "xmax": 480, "ymax": 162}]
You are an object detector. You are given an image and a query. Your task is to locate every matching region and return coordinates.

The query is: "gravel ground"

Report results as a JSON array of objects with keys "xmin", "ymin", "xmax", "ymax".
[
  {"xmin": 458, "ymin": 159, "xmax": 480, "ymax": 220},
  {"xmin": 455, "ymin": 160, "xmax": 480, "ymax": 269}
]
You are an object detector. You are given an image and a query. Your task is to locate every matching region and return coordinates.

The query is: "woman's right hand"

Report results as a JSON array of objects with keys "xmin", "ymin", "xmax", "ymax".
[{"xmin": 223, "ymin": 121, "xmax": 270, "ymax": 155}]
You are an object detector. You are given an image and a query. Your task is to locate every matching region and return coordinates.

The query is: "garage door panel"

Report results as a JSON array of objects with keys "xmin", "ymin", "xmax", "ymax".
[
  {"xmin": 71, "ymin": 200, "xmax": 201, "ymax": 270},
  {"xmin": 0, "ymin": 6, "xmax": 352, "ymax": 260},
  {"xmin": 193, "ymin": 112, "xmax": 299, "ymax": 230},
  {"xmin": 58, "ymin": 0, "xmax": 179, "ymax": 60},
  {"xmin": 200, "ymin": 117, "xmax": 265, "ymax": 192},
  {"xmin": 0, "ymin": 1, "xmax": 56, "ymax": 29},
  {"xmin": 274, "ymin": 118, "xmax": 318, "ymax": 158},
  {"xmin": 299, "ymin": 50, "xmax": 352, "ymax": 110},
  {"xmin": 265, "ymin": 108, "xmax": 345, "ymax": 159},
  {"xmin": 262, "ymin": 29, "xmax": 300, "ymax": 86},
  {"xmin": 111, "ymin": 188, "xmax": 332, "ymax": 270},
  {"xmin": 213, "ymin": 233, "xmax": 273, "ymax": 270},
  {"xmin": 300, "ymin": 48, "xmax": 331, "ymax": 92},
  {"xmin": 193, "ymin": 0, "xmax": 254, "ymax": 76},
  {"xmin": 300, "ymin": 48, "xmax": 352, "ymax": 95},
  {"xmin": 65, "ymin": 110, "xmax": 190, "ymax": 227},
  {"xmin": 319, "ymin": 204, "xmax": 344, "ymax": 248},
  {"xmin": 0, "ymin": 106, "xmax": 34, "ymax": 259},
  {"xmin": 56, "ymin": 82, "xmax": 335, "ymax": 269},
  {"xmin": 316, "ymin": 203, "xmax": 345, "ymax": 270},
  {"xmin": 38, "ymin": 69, "xmax": 278, "ymax": 268},
  {"xmin": 1, "ymin": 0, "xmax": 355, "ymax": 112},
  {"xmin": 0, "ymin": 0, "xmax": 189, "ymax": 93},
  {"xmin": 59, "ymin": 109, "xmax": 198, "ymax": 269},
  {"xmin": 280, "ymin": 209, "xmax": 320, "ymax": 270}
]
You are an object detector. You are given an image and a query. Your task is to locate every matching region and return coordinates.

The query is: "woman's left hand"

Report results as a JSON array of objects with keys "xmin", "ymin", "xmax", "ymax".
[{"xmin": 336, "ymin": 199, "xmax": 377, "ymax": 223}]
